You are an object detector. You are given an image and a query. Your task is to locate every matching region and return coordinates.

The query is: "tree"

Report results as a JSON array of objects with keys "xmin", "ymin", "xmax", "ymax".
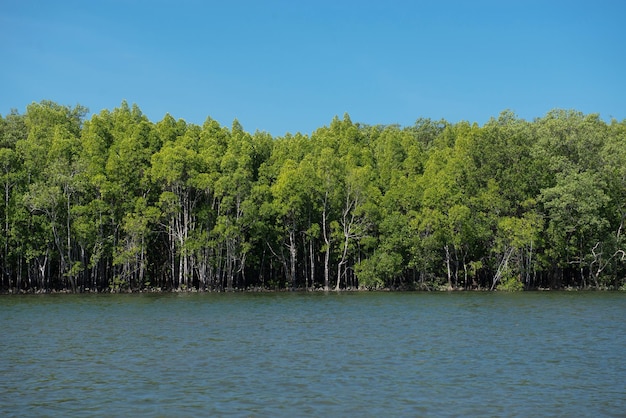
[
  {"xmin": 212, "ymin": 120, "xmax": 256, "ymax": 290},
  {"xmin": 335, "ymin": 163, "xmax": 379, "ymax": 290},
  {"xmin": 492, "ymin": 212, "xmax": 542, "ymax": 290},
  {"xmin": 540, "ymin": 169, "xmax": 611, "ymax": 287},
  {"xmin": 151, "ymin": 120, "xmax": 201, "ymax": 290},
  {"xmin": 16, "ymin": 102, "xmax": 88, "ymax": 290},
  {"xmin": 314, "ymin": 147, "xmax": 342, "ymax": 290},
  {"xmin": 0, "ymin": 146, "xmax": 19, "ymax": 288},
  {"xmin": 269, "ymin": 159, "xmax": 305, "ymax": 289}
]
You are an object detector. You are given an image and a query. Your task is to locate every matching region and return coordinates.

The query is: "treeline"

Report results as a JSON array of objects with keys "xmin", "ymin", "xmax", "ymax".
[{"xmin": 1, "ymin": 101, "xmax": 625, "ymax": 292}]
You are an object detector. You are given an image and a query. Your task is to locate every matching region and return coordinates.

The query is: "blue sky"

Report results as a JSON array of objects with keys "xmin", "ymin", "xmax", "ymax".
[{"xmin": 2, "ymin": 0, "xmax": 625, "ymax": 136}]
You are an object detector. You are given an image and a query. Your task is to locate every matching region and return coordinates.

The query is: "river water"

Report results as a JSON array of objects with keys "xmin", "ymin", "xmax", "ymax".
[{"xmin": 1, "ymin": 291, "xmax": 624, "ymax": 417}]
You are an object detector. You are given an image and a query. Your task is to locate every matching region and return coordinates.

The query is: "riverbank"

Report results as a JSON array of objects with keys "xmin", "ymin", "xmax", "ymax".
[{"xmin": 3, "ymin": 284, "xmax": 624, "ymax": 295}]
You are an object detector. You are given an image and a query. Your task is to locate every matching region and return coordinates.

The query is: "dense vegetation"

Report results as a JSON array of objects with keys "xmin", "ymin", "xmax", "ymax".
[{"xmin": 1, "ymin": 101, "xmax": 625, "ymax": 292}]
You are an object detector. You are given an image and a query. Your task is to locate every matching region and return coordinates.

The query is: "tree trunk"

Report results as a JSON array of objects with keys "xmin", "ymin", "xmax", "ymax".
[
  {"xmin": 445, "ymin": 245, "xmax": 452, "ymax": 289},
  {"xmin": 336, "ymin": 231, "xmax": 349, "ymax": 291},
  {"xmin": 289, "ymin": 227, "xmax": 297, "ymax": 289},
  {"xmin": 3, "ymin": 179, "xmax": 9, "ymax": 290},
  {"xmin": 322, "ymin": 206, "xmax": 331, "ymax": 291},
  {"xmin": 309, "ymin": 235, "xmax": 315, "ymax": 290}
]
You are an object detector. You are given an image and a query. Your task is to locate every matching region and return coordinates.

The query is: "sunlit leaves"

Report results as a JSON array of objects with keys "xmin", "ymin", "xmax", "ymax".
[{"xmin": 2, "ymin": 101, "xmax": 626, "ymax": 291}]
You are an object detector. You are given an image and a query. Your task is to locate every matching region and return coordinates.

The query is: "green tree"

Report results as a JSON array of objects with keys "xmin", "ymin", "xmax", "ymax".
[
  {"xmin": 152, "ymin": 119, "xmax": 201, "ymax": 290},
  {"xmin": 312, "ymin": 146, "xmax": 342, "ymax": 290},
  {"xmin": 540, "ymin": 169, "xmax": 611, "ymax": 287},
  {"xmin": 0, "ymin": 147, "xmax": 18, "ymax": 286},
  {"xmin": 269, "ymin": 158, "xmax": 305, "ymax": 289},
  {"xmin": 335, "ymin": 163, "xmax": 379, "ymax": 290},
  {"xmin": 212, "ymin": 120, "xmax": 257, "ymax": 290},
  {"xmin": 17, "ymin": 102, "xmax": 87, "ymax": 290}
]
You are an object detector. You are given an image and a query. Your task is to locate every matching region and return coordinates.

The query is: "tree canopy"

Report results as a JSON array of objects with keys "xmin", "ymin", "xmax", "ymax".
[{"xmin": 2, "ymin": 102, "xmax": 625, "ymax": 292}]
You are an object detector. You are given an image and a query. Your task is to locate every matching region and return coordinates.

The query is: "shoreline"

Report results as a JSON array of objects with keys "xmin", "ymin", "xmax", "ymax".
[{"xmin": 2, "ymin": 285, "xmax": 623, "ymax": 295}]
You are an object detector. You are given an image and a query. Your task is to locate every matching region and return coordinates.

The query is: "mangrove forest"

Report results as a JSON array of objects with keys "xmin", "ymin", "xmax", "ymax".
[{"xmin": 1, "ymin": 101, "xmax": 625, "ymax": 292}]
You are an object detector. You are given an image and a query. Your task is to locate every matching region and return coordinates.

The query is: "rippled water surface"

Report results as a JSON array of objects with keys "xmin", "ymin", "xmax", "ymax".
[{"xmin": 1, "ymin": 291, "xmax": 625, "ymax": 417}]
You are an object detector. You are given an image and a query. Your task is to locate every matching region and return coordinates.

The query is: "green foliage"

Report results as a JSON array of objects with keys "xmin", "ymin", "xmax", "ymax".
[
  {"xmin": 2, "ymin": 101, "xmax": 626, "ymax": 292},
  {"xmin": 109, "ymin": 275, "xmax": 128, "ymax": 292},
  {"xmin": 355, "ymin": 251, "xmax": 403, "ymax": 289},
  {"xmin": 497, "ymin": 272, "xmax": 525, "ymax": 291}
]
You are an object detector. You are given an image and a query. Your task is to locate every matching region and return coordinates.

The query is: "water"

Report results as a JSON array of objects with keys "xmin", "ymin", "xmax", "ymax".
[{"xmin": 1, "ymin": 292, "xmax": 625, "ymax": 417}]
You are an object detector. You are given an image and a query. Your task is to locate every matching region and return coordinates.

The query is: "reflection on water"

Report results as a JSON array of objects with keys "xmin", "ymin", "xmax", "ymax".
[{"xmin": 1, "ymin": 292, "xmax": 625, "ymax": 417}]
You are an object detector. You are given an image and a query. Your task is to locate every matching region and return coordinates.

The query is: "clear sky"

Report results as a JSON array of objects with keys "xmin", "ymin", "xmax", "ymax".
[{"xmin": 2, "ymin": 0, "xmax": 625, "ymax": 136}]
